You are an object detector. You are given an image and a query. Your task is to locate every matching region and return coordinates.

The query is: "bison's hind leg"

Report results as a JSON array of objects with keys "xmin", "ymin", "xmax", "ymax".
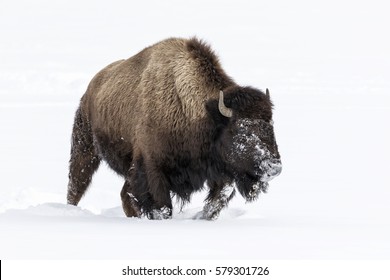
[{"xmin": 67, "ymin": 107, "xmax": 101, "ymax": 205}]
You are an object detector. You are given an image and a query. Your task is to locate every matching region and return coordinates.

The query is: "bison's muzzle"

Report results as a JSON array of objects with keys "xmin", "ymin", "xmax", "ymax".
[{"xmin": 259, "ymin": 159, "xmax": 282, "ymax": 182}]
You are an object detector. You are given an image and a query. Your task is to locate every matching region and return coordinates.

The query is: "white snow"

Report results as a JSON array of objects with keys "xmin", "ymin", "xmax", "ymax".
[{"xmin": 1, "ymin": 0, "xmax": 390, "ymax": 259}]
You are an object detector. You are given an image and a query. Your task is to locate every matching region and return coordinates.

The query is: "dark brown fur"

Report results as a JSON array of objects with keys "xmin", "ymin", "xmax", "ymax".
[{"xmin": 67, "ymin": 37, "xmax": 280, "ymax": 220}]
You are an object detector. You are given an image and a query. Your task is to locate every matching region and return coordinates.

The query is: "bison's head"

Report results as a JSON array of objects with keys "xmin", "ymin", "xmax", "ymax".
[{"xmin": 208, "ymin": 86, "xmax": 282, "ymax": 201}]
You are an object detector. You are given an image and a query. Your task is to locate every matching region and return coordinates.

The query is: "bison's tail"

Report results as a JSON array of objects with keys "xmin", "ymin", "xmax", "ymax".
[{"xmin": 67, "ymin": 105, "xmax": 101, "ymax": 205}]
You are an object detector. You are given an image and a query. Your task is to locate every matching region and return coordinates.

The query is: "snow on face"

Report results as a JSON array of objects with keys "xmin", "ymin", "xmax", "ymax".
[{"xmin": 229, "ymin": 118, "xmax": 282, "ymax": 182}]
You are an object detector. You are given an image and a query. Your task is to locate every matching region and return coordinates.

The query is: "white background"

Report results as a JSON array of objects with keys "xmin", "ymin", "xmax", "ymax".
[
  {"xmin": 3, "ymin": 260, "xmax": 390, "ymax": 280},
  {"xmin": 0, "ymin": 0, "xmax": 389, "ymax": 260}
]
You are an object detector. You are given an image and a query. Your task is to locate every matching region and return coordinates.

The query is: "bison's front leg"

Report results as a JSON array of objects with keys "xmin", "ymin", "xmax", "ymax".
[
  {"xmin": 145, "ymin": 167, "xmax": 173, "ymax": 220},
  {"xmin": 124, "ymin": 157, "xmax": 172, "ymax": 220},
  {"xmin": 199, "ymin": 181, "xmax": 236, "ymax": 220},
  {"xmin": 120, "ymin": 180, "xmax": 142, "ymax": 218}
]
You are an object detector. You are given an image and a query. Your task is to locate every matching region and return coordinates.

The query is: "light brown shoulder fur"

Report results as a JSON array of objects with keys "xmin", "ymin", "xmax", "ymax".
[{"xmin": 82, "ymin": 37, "xmax": 235, "ymax": 159}]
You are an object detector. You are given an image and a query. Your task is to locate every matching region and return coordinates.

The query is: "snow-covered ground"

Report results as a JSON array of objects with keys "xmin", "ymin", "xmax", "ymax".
[{"xmin": 0, "ymin": 0, "xmax": 389, "ymax": 259}]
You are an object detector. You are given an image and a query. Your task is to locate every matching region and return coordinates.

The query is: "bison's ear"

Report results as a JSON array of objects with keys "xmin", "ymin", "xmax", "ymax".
[{"xmin": 206, "ymin": 99, "xmax": 230, "ymax": 126}]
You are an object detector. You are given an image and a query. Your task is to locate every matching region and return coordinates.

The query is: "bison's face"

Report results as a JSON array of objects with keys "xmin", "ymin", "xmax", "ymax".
[
  {"xmin": 228, "ymin": 118, "xmax": 282, "ymax": 182},
  {"xmin": 215, "ymin": 87, "xmax": 282, "ymax": 200}
]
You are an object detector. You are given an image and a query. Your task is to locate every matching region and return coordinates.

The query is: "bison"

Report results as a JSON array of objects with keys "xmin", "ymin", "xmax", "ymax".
[{"xmin": 67, "ymin": 37, "xmax": 282, "ymax": 220}]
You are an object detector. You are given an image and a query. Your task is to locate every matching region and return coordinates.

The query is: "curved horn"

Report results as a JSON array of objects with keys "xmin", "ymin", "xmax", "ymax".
[
  {"xmin": 218, "ymin": 91, "xmax": 233, "ymax": 118},
  {"xmin": 266, "ymin": 88, "xmax": 270, "ymax": 98}
]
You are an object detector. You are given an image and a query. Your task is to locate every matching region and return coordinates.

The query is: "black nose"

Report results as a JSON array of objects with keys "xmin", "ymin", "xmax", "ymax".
[
  {"xmin": 268, "ymin": 162, "xmax": 282, "ymax": 177},
  {"xmin": 260, "ymin": 159, "xmax": 282, "ymax": 182}
]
